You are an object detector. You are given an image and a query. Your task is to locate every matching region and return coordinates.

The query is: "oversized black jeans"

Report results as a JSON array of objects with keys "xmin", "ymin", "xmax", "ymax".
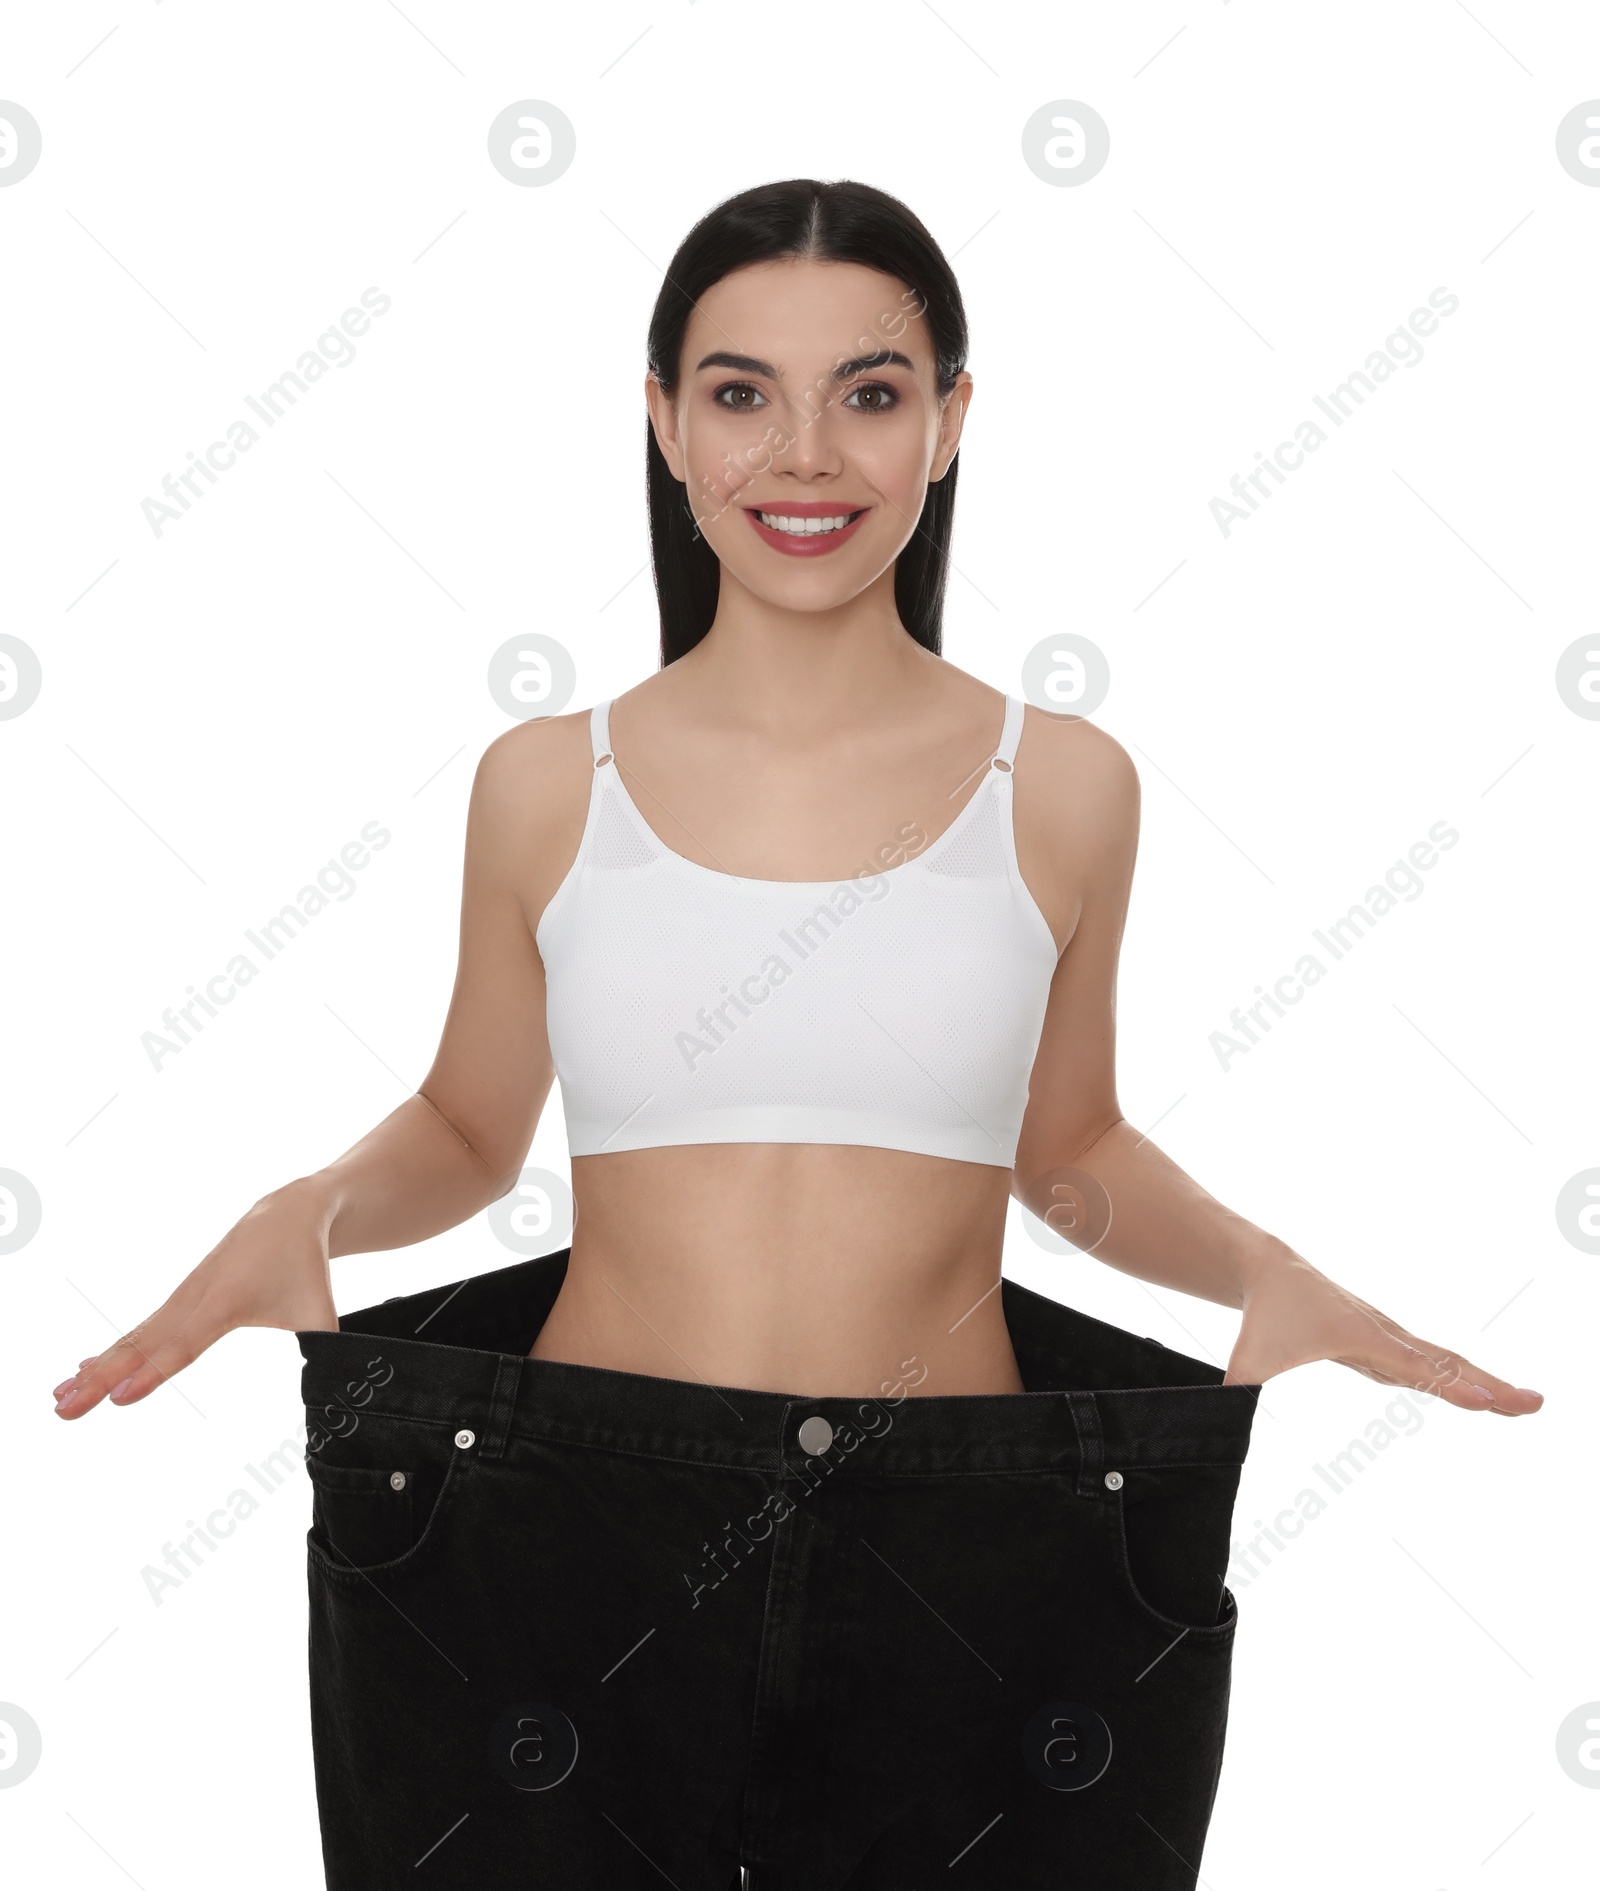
[{"xmin": 296, "ymin": 1249, "xmax": 1258, "ymax": 1888}]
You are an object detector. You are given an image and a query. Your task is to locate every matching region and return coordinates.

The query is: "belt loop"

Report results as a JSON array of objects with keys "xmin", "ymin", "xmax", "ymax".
[
  {"xmin": 1066, "ymin": 1390, "xmax": 1105, "ymax": 1498},
  {"xmin": 478, "ymin": 1354, "xmax": 524, "ymax": 1460}
]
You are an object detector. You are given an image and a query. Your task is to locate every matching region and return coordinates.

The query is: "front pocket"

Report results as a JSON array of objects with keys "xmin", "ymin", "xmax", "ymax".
[
  {"xmin": 307, "ymin": 1460, "xmax": 415, "ymax": 1571},
  {"xmin": 1100, "ymin": 1463, "xmax": 1242, "ymax": 1639},
  {"xmin": 304, "ymin": 1419, "xmax": 469, "ymax": 1583}
]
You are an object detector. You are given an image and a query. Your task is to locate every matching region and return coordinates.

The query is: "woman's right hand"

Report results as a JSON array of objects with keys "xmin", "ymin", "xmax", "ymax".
[{"xmin": 51, "ymin": 1180, "xmax": 341, "ymax": 1419}]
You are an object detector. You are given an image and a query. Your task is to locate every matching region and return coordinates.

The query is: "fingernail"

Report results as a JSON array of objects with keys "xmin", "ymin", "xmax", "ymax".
[
  {"xmin": 1471, "ymin": 1385, "xmax": 1495, "ymax": 1401},
  {"xmin": 55, "ymin": 1386, "xmax": 82, "ymax": 1411},
  {"xmin": 109, "ymin": 1376, "xmax": 136, "ymax": 1402},
  {"xmin": 52, "ymin": 1378, "xmax": 77, "ymax": 1400}
]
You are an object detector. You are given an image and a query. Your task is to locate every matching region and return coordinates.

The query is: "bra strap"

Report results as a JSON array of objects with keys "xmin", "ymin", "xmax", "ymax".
[
  {"xmin": 590, "ymin": 699, "xmax": 613, "ymax": 766},
  {"xmin": 995, "ymin": 694, "xmax": 1024, "ymax": 768}
]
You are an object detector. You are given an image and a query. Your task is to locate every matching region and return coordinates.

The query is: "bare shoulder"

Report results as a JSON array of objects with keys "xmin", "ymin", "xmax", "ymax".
[
  {"xmin": 466, "ymin": 709, "xmax": 596, "ymax": 907},
  {"xmin": 1016, "ymin": 706, "xmax": 1140, "ymax": 863},
  {"xmin": 474, "ymin": 707, "xmax": 593, "ymax": 817}
]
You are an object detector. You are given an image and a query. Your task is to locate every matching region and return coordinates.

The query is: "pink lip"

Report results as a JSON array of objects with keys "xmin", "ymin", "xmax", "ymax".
[{"xmin": 743, "ymin": 502, "xmax": 871, "ymax": 557}]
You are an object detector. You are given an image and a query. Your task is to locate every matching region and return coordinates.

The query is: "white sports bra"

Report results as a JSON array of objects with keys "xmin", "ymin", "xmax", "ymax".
[{"xmin": 535, "ymin": 693, "xmax": 1061, "ymax": 1169}]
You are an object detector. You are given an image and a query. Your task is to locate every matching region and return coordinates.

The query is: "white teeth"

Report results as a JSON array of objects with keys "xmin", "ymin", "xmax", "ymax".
[{"xmin": 756, "ymin": 511, "xmax": 856, "ymax": 535}]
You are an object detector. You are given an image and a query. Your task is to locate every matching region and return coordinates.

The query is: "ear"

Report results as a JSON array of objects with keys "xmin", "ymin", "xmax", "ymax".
[
  {"xmin": 645, "ymin": 372, "xmax": 687, "ymax": 482},
  {"xmin": 928, "ymin": 371, "xmax": 973, "ymax": 484}
]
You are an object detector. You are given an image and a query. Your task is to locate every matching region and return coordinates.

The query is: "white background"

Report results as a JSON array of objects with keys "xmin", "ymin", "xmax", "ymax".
[{"xmin": 3, "ymin": 2, "xmax": 1596, "ymax": 1884}]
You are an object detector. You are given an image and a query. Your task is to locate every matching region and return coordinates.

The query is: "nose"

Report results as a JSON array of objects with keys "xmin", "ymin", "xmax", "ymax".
[{"xmin": 770, "ymin": 388, "xmax": 846, "ymax": 481}]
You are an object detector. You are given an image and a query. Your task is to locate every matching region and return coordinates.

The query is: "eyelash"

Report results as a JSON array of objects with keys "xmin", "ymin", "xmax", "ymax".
[{"xmin": 710, "ymin": 380, "xmax": 900, "ymax": 413}]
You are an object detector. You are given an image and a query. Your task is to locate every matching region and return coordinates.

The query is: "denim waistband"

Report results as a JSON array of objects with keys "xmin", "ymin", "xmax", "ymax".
[{"xmin": 295, "ymin": 1250, "xmax": 1259, "ymax": 1480}]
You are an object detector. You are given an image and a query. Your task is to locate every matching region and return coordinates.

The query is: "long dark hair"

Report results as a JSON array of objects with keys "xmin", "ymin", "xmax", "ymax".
[{"xmin": 645, "ymin": 179, "xmax": 969, "ymax": 665}]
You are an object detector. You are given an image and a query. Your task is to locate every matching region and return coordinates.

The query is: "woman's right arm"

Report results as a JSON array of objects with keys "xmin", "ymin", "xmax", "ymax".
[{"xmin": 51, "ymin": 715, "xmax": 589, "ymax": 1419}]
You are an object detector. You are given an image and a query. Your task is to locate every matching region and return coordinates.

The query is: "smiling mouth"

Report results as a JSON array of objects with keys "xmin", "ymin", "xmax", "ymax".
[{"xmin": 750, "ymin": 508, "xmax": 868, "ymax": 536}]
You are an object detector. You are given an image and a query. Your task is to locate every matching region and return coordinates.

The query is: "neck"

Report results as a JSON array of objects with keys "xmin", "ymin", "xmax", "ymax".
[{"xmin": 668, "ymin": 567, "xmax": 942, "ymax": 738}]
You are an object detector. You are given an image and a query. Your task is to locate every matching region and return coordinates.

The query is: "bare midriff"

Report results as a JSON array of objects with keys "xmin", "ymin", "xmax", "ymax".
[{"xmin": 525, "ymin": 1141, "xmax": 1023, "ymax": 1398}]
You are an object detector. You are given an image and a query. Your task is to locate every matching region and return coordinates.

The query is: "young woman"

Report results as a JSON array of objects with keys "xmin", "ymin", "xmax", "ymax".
[{"xmin": 53, "ymin": 180, "xmax": 1541, "ymax": 1889}]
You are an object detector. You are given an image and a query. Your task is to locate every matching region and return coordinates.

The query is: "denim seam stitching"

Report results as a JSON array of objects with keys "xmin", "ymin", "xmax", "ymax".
[
  {"xmin": 1101, "ymin": 1488, "xmax": 1240, "ymax": 1642},
  {"xmin": 305, "ymin": 1408, "xmax": 1249, "ymax": 1475}
]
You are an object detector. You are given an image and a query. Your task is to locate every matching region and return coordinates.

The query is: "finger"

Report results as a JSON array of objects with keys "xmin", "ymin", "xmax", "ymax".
[
  {"xmin": 1368, "ymin": 1333, "xmax": 1544, "ymax": 1414},
  {"xmin": 57, "ymin": 1331, "xmax": 186, "ymax": 1415},
  {"xmin": 1398, "ymin": 1341, "xmax": 1544, "ymax": 1415},
  {"xmin": 1325, "ymin": 1305, "xmax": 1487, "ymax": 1402},
  {"xmin": 52, "ymin": 1353, "xmax": 103, "ymax": 1394},
  {"xmin": 54, "ymin": 1330, "xmax": 160, "ymax": 1416},
  {"xmin": 1344, "ymin": 1334, "xmax": 1543, "ymax": 1415},
  {"xmin": 54, "ymin": 1298, "xmax": 209, "ymax": 1417}
]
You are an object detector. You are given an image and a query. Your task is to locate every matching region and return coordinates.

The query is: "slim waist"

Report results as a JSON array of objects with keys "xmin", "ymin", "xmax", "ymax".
[{"xmin": 295, "ymin": 1249, "xmax": 1259, "ymax": 1478}]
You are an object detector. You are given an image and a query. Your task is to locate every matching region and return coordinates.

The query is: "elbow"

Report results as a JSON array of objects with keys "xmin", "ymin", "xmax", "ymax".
[
  {"xmin": 486, "ymin": 1165, "xmax": 524, "ymax": 1202},
  {"xmin": 1013, "ymin": 1111, "xmax": 1126, "ymax": 1186},
  {"xmin": 1067, "ymin": 1113, "xmax": 1128, "ymax": 1165}
]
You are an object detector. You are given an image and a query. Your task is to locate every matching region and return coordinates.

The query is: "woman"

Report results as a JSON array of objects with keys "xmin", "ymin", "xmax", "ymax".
[{"xmin": 52, "ymin": 180, "xmax": 1541, "ymax": 1889}]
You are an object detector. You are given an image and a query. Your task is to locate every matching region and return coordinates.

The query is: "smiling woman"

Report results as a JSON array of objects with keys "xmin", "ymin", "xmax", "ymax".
[
  {"xmin": 639, "ymin": 186, "xmax": 969, "ymax": 665},
  {"xmin": 57, "ymin": 175, "xmax": 1541, "ymax": 1891},
  {"xmin": 674, "ymin": 322, "xmax": 929, "ymax": 528}
]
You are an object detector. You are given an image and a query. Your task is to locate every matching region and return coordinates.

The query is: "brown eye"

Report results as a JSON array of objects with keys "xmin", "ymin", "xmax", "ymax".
[
  {"xmin": 843, "ymin": 382, "xmax": 898, "ymax": 413},
  {"xmin": 713, "ymin": 382, "xmax": 766, "ymax": 410}
]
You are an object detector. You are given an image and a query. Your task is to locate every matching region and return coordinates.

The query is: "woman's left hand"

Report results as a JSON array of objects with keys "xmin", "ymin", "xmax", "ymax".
[{"xmin": 1223, "ymin": 1247, "xmax": 1544, "ymax": 1415}]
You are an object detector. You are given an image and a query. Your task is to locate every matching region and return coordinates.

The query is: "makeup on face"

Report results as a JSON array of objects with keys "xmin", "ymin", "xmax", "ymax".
[{"xmin": 662, "ymin": 260, "xmax": 958, "ymax": 579}]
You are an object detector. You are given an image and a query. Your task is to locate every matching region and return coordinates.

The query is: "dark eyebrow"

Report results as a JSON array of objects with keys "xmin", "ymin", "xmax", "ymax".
[{"xmin": 694, "ymin": 348, "xmax": 916, "ymax": 382}]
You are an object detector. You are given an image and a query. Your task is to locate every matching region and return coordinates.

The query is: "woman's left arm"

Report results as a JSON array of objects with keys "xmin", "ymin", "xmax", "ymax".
[{"xmin": 1009, "ymin": 711, "xmax": 1543, "ymax": 1418}]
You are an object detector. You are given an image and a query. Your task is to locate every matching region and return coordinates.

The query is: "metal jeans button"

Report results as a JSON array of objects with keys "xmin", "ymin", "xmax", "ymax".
[
  {"xmin": 1104, "ymin": 1470, "xmax": 1124, "ymax": 1491},
  {"xmin": 389, "ymin": 1470, "xmax": 408, "ymax": 1491},
  {"xmin": 797, "ymin": 1415, "xmax": 834, "ymax": 1456},
  {"xmin": 455, "ymin": 1428, "xmax": 476, "ymax": 1449}
]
